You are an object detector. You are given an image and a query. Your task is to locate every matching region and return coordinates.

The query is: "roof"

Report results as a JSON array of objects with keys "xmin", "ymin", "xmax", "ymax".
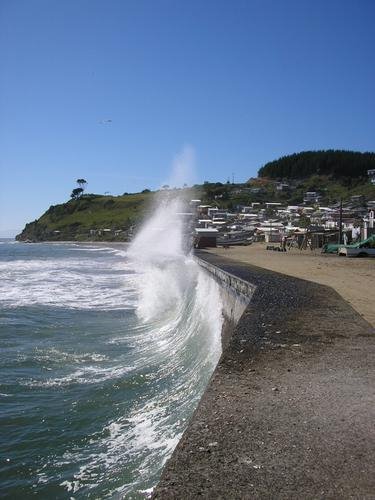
[{"xmin": 195, "ymin": 228, "xmax": 219, "ymax": 234}]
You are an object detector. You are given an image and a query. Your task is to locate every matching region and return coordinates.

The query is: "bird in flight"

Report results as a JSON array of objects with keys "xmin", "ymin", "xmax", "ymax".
[{"xmin": 98, "ymin": 119, "xmax": 112, "ymax": 124}]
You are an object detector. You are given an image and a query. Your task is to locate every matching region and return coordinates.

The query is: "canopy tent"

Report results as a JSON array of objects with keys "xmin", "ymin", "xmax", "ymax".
[{"xmin": 322, "ymin": 234, "xmax": 375, "ymax": 254}]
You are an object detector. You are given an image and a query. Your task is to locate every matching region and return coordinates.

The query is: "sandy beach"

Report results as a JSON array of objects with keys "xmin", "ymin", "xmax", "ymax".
[{"xmin": 207, "ymin": 243, "xmax": 375, "ymax": 327}]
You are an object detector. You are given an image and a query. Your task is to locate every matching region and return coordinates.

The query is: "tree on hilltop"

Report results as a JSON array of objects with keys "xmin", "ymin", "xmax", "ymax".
[
  {"xmin": 76, "ymin": 179, "xmax": 87, "ymax": 191},
  {"xmin": 69, "ymin": 178, "xmax": 87, "ymax": 200},
  {"xmin": 71, "ymin": 187, "xmax": 84, "ymax": 199}
]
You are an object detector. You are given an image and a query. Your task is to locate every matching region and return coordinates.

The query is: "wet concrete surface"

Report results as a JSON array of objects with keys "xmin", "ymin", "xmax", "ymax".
[{"xmin": 153, "ymin": 251, "xmax": 375, "ymax": 499}]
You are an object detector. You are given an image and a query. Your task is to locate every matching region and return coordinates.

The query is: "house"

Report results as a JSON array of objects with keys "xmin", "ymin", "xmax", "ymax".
[
  {"xmin": 367, "ymin": 169, "xmax": 375, "ymax": 184},
  {"xmin": 287, "ymin": 205, "xmax": 302, "ymax": 213},
  {"xmin": 241, "ymin": 206, "xmax": 253, "ymax": 213},
  {"xmin": 258, "ymin": 220, "xmax": 285, "ymax": 243},
  {"xmin": 239, "ymin": 213, "xmax": 258, "ymax": 220},
  {"xmin": 265, "ymin": 202, "xmax": 282, "ymax": 209},
  {"xmin": 197, "ymin": 219, "xmax": 212, "ymax": 228},
  {"xmin": 303, "ymin": 191, "xmax": 322, "ymax": 204},
  {"xmin": 194, "ymin": 228, "xmax": 218, "ymax": 248},
  {"xmin": 208, "ymin": 207, "xmax": 218, "ymax": 215},
  {"xmin": 197, "ymin": 205, "xmax": 212, "ymax": 216},
  {"xmin": 212, "ymin": 210, "xmax": 228, "ymax": 220},
  {"xmin": 276, "ymin": 182, "xmax": 290, "ymax": 191}
]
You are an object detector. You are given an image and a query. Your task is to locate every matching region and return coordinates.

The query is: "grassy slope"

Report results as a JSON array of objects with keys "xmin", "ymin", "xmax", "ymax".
[{"xmin": 17, "ymin": 193, "xmax": 154, "ymax": 241}]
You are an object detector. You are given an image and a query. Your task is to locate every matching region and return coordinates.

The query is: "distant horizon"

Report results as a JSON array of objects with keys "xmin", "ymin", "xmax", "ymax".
[{"xmin": 0, "ymin": 232, "xmax": 18, "ymax": 239}]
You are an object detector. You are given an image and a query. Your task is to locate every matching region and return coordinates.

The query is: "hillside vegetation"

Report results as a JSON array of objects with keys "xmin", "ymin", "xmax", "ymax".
[
  {"xmin": 16, "ymin": 193, "xmax": 153, "ymax": 242},
  {"xmin": 197, "ymin": 176, "xmax": 374, "ymax": 211},
  {"xmin": 258, "ymin": 150, "xmax": 375, "ymax": 179}
]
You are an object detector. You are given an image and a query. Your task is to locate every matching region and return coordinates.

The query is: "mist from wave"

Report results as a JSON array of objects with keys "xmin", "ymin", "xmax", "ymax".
[{"xmin": 0, "ymin": 196, "xmax": 223, "ymax": 498}]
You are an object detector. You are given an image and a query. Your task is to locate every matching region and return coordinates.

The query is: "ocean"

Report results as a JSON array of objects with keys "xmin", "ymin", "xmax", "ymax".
[{"xmin": 0, "ymin": 203, "xmax": 223, "ymax": 498}]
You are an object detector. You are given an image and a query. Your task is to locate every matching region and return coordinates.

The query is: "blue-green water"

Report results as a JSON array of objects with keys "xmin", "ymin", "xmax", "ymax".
[{"xmin": 0, "ymin": 239, "xmax": 222, "ymax": 498}]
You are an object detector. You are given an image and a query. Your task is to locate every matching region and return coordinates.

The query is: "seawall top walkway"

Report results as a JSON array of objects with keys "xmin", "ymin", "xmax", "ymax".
[{"xmin": 153, "ymin": 251, "xmax": 375, "ymax": 499}]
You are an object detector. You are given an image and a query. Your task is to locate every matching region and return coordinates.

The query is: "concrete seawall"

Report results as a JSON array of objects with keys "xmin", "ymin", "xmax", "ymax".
[
  {"xmin": 153, "ymin": 251, "xmax": 375, "ymax": 499},
  {"xmin": 196, "ymin": 256, "xmax": 255, "ymax": 350}
]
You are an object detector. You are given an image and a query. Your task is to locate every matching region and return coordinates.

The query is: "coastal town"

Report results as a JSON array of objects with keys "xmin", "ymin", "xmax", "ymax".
[
  {"xmin": 16, "ymin": 160, "xmax": 375, "ymax": 259},
  {"xmin": 192, "ymin": 168, "xmax": 375, "ymax": 256}
]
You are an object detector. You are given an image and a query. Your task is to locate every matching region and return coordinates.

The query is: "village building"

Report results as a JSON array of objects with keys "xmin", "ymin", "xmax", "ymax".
[
  {"xmin": 303, "ymin": 191, "xmax": 322, "ymax": 204},
  {"xmin": 194, "ymin": 228, "xmax": 218, "ymax": 248},
  {"xmin": 367, "ymin": 169, "xmax": 375, "ymax": 184}
]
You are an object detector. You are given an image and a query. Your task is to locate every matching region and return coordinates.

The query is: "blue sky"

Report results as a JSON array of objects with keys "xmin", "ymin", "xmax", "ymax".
[{"xmin": 1, "ymin": 0, "xmax": 374, "ymax": 236}]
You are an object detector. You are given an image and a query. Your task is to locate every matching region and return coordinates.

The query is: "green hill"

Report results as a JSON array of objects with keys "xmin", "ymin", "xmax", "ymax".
[
  {"xmin": 16, "ymin": 150, "xmax": 375, "ymax": 242},
  {"xmin": 16, "ymin": 192, "xmax": 153, "ymax": 242},
  {"xmin": 258, "ymin": 150, "xmax": 375, "ymax": 179}
]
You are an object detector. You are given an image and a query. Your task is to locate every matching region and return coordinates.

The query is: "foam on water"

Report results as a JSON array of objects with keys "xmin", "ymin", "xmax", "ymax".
[{"xmin": 0, "ymin": 245, "xmax": 136, "ymax": 310}]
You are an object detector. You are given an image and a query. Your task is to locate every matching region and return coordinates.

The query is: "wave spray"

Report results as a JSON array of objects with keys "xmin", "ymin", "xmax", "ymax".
[{"xmin": 125, "ymin": 153, "xmax": 223, "ymax": 495}]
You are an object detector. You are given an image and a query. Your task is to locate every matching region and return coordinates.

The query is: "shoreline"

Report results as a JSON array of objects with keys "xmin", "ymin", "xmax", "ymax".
[{"xmin": 154, "ymin": 251, "xmax": 374, "ymax": 498}]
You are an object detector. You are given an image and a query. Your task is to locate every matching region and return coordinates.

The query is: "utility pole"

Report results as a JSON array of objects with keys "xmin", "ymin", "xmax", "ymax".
[{"xmin": 338, "ymin": 198, "xmax": 343, "ymax": 244}]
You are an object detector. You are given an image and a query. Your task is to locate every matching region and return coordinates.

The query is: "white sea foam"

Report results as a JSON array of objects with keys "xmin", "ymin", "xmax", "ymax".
[
  {"xmin": 0, "ymin": 250, "xmax": 136, "ymax": 310},
  {"xmin": 24, "ymin": 364, "xmax": 134, "ymax": 387},
  {"xmin": 31, "ymin": 348, "xmax": 109, "ymax": 364}
]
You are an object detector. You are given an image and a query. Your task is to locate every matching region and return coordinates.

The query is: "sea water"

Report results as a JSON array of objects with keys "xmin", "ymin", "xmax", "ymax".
[{"xmin": 0, "ymin": 204, "xmax": 223, "ymax": 498}]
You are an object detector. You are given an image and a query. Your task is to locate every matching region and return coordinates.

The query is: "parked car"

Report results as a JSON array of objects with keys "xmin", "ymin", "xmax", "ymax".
[
  {"xmin": 338, "ymin": 246, "xmax": 375, "ymax": 257},
  {"xmin": 337, "ymin": 234, "xmax": 375, "ymax": 257}
]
